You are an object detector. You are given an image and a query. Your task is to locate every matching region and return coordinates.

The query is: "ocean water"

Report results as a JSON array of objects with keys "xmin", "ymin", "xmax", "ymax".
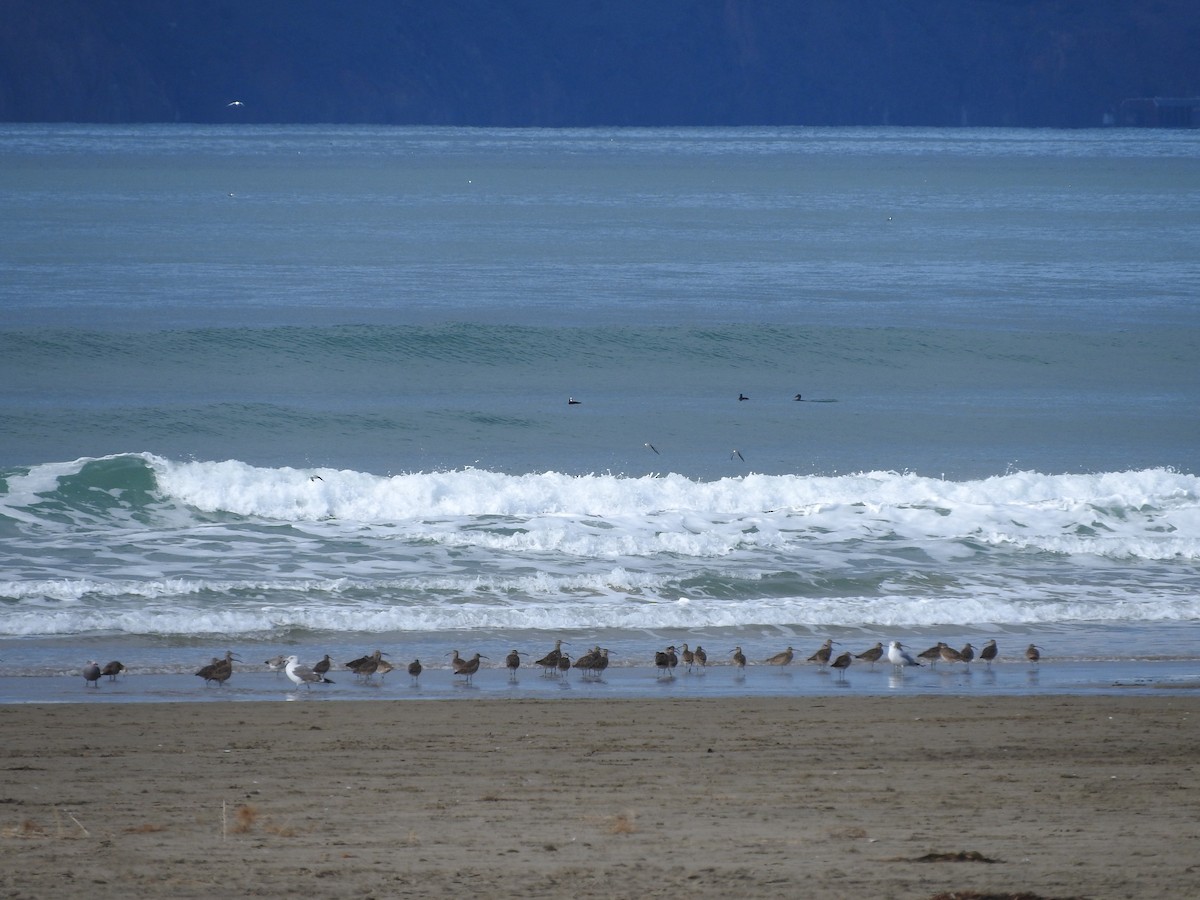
[{"xmin": 1, "ymin": 124, "xmax": 1198, "ymax": 699}]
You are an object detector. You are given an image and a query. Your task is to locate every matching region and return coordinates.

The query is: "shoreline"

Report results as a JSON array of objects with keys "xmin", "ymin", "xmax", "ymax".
[
  {"xmin": 2, "ymin": 657, "xmax": 1199, "ymax": 705},
  {"xmin": 2, "ymin": 695, "xmax": 1197, "ymax": 899}
]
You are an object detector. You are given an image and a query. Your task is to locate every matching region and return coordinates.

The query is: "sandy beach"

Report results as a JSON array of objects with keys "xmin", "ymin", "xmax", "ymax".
[{"xmin": 1, "ymin": 696, "xmax": 1197, "ymax": 899}]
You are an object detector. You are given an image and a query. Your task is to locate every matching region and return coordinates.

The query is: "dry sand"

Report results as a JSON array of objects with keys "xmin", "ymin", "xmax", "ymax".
[{"xmin": 1, "ymin": 695, "xmax": 1197, "ymax": 899}]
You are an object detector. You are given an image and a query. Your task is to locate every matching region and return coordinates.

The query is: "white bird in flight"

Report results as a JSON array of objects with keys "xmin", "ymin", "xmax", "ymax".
[{"xmin": 227, "ymin": 100, "xmax": 245, "ymax": 107}]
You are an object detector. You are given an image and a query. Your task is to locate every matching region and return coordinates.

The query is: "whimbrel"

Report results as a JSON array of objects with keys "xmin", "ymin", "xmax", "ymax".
[
  {"xmin": 830, "ymin": 651, "xmax": 852, "ymax": 681},
  {"xmin": 506, "ymin": 650, "xmax": 522, "ymax": 679},
  {"xmin": 456, "ymin": 653, "xmax": 486, "ymax": 682},
  {"xmin": 535, "ymin": 640, "xmax": 565, "ymax": 675},
  {"xmin": 693, "ymin": 645, "xmax": 707, "ymax": 667},
  {"xmin": 408, "ymin": 659, "xmax": 423, "ymax": 683},
  {"xmin": 918, "ymin": 643, "xmax": 946, "ymax": 667},
  {"xmin": 350, "ymin": 650, "xmax": 386, "ymax": 680},
  {"xmin": 375, "ymin": 659, "xmax": 395, "ymax": 679},
  {"xmin": 855, "ymin": 643, "xmax": 884, "ymax": 669},
  {"xmin": 654, "ymin": 646, "xmax": 675, "ymax": 676},
  {"xmin": 806, "ymin": 639, "xmax": 835, "ymax": 667},
  {"xmin": 764, "ymin": 646, "xmax": 795, "ymax": 666},
  {"xmin": 83, "ymin": 661, "xmax": 102, "ymax": 687},
  {"xmin": 1025, "ymin": 644, "xmax": 1041, "ymax": 664},
  {"xmin": 196, "ymin": 651, "xmax": 237, "ymax": 686},
  {"xmin": 101, "ymin": 660, "xmax": 126, "ymax": 681},
  {"xmin": 979, "ymin": 639, "xmax": 998, "ymax": 667},
  {"xmin": 888, "ymin": 641, "xmax": 922, "ymax": 672},
  {"xmin": 730, "ymin": 646, "xmax": 746, "ymax": 670},
  {"xmin": 939, "ymin": 644, "xmax": 964, "ymax": 666},
  {"xmin": 284, "ymin": 655, "xmax": 334, "ymax": 689},
  {"xmin": 679, "ymin": 643, "xmax": 695, "ymax": 672},
  {"xmin": 959, "ymin": 643, "xmax": 976, "ymax": 667},
  {"xmin": 557, "ymin": 654, "xmax": 572, "ymax": 678},
  {"xmin": 313, "ymin": 654, "xmax": 333, "ymax": 677}
]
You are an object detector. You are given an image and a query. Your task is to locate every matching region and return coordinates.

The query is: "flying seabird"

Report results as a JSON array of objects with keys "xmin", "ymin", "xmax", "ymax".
[
  {"xmin": 227, "ymin": 100, "xmax": 244, "ymax": 107},
  {"xmin": 731, "ymin": 449, "xmax": 745, "ymax": 462},
  {"xmin": 645, "ymin": 442, "xmax": 660, "ymax": 454}
]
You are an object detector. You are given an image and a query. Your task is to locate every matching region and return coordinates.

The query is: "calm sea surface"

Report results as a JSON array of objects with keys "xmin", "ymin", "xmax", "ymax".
[{"xmin": 1, "ymin": 125, "xmax": 1198, "ymax": 699}]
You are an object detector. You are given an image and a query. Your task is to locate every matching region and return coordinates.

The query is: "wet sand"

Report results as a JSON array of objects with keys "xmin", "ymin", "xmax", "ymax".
[{"xmin": 1, "ymin": 695, "xmax": 1197, "ymax": 899}]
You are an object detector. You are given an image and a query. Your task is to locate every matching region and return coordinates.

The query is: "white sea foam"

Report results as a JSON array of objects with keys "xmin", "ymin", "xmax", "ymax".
[{"xmin": 2, "ymin": 454, "xmax": 1198, "ymax": 640}]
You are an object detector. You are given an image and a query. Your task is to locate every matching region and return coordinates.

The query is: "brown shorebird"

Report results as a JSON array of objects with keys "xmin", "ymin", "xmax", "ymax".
[
  {"xmin": 959, "ymin": 643, "xmax": 976, "ymax": 667},
  {"xmin": 654, "ymin": 646, "xmax": 675, "ymax": 676},
  {"xmin": 764, "ymin": 646, "xmax": 795, "ymax": 666},
  {"xmin": 918, "ymin": 643, "xmax": 946, "ymax": 667},
  {"xmin": 408, "ymin": 659, "xmax": 423, "ymax": 682},
  {"xmin": 535, "ymin": 640, "xmax": 565, "ymax": 675},
  {"xmin": 830, "ymin": 651, "xmax": 852, "ymax": 681},
  {"xmin": 979, "ymin": 639, "xmax": 998, "ymax": 667},
  {"xmin": 939, "ymin": 644, "xmax": 964, "ymax": 666},
  {"xmin": 83, "ymin": 661, "xmax": 102, "ymax": 687},
  {"xmin": 196, "ymin": 651, "xmax": 238, "ymax": 686},
  {"xmin": 593, "ymin": 648, "xmax": 611, "ymax": 676},
  {"xmin": 455, "ymin": 653, "xmax": 487, "ymax": 682},
  {"xmin": 557, "ymin": 654, "xmax": 572, "ymax": 678},
  {"xmin": 375, "ymin": 658, "xmax": 395, "ymax": 679},
  {"xmin": 806, "ymin": 639, "xmax": 835, "ymax": 667},
  {"xmin": 101, "ymin": 660, "xmax": 126, "ymax": 681},
  {"xmin": 693, "ymin": 645, "xmax": 707, "ymax": 667},
  {"xmin": 350, "ymin": 649, "xmax": 386, "ymax": 680},
  {"xmin": 284, "ymin": 655, "xmax": 334, "ymax": 689},
  {"xmin": 730, "ymin": 646, "xmax": 746, "ymax": 670},
  {"xmin": 573, "ymin": 647, "xmax": 600, "ymax": 672},
  {"xmin": 506, "ymin": 649, "xmax": 523, "ymax": 679},
  {"xmin": 313, "ymin": 654, "xmax": 333, "ymax": 677},
  {"xmin": 855, "ymin": 642, "xmax": 884, "ymax": 669},
  {"xmin": 679, "ymin": 643, "xmax": 695, "ymax": 671},
  {"xmin": 1025, "ymin": 644, "xmax": 1042, "ymax": 664}
]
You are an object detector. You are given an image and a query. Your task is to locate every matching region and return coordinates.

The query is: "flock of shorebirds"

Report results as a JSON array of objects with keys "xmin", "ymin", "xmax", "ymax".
[{"xmin": 80, "ymin": 638, "xmax": 1043, "ymax": 688}]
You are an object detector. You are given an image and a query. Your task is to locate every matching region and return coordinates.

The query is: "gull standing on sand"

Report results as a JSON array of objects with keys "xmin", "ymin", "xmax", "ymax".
[
  {"xmin": 284, "ymin": 655, "xmax": 335, "ymax": 689},
  {"xmin": 888, "ymin": 641, "xmax": 922, "ymax": 673},
  {"xmin": 83, "ymin": 661, "xmax": 102, "ymax": 687}
]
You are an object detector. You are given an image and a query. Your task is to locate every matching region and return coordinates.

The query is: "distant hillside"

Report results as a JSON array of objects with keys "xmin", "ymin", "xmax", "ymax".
[{"xmin": 1, "ymin": 0, "xmax": 1197, "ymax": 126}]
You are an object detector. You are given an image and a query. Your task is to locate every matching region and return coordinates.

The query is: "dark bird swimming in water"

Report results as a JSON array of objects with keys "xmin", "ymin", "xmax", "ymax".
[
  {"xmin": 568, "ymin": 397, "xmax": 581, "ymax": 405},
  {"xmin": 738, "ymin": 393, "xmax": 749, "ymax": 401},
  {"xmin": 794, "ymin": 393, "xmax": 803, "ymax": 401}
]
